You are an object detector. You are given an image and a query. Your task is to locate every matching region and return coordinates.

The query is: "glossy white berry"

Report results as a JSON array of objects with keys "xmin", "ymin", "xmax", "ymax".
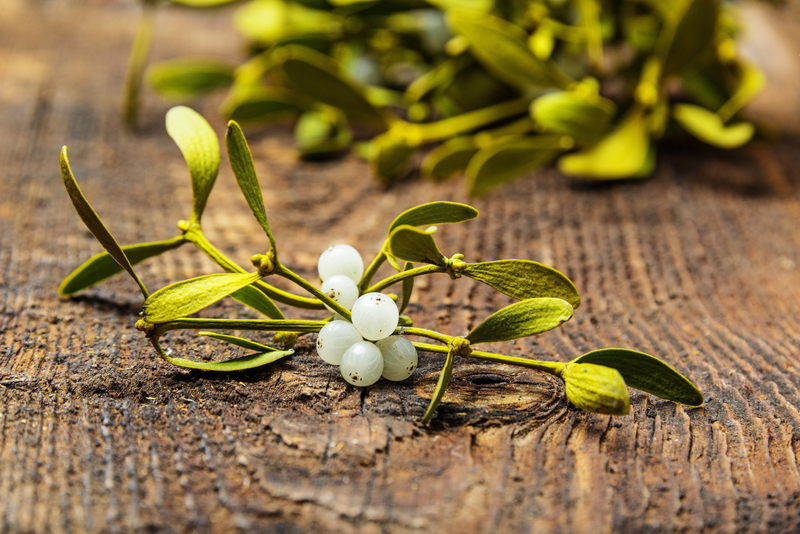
[
  {"xmin": 316, "ymin": 320, "xmax": 363, "ymax": 365},
  {"xmin": 340, "ymin": 341, "xmax": 384, "ymax": 386},
  {"xmin": 375, "ymin": 336, "xmax": 418, "ymax": 381},
  {"xmin": 318, "ymin": 244, "xmax": 364, "ymax": 283},
  {"xmin": 351, "ymin": 292, "xmax": 399, "ymax": 341},
  {"xmin": 320, "ymin": 274, "xmax": 359, "ymax": 312}
]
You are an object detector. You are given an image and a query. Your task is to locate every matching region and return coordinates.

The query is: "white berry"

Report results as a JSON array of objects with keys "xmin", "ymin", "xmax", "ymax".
[
  {"xmin": 318, "ymin": 244, "xmax": 364, "ymax": 283},
  {"xmin": 375, "ymin": 336, "xmax": 418, "ymax": 381},
  {"xmin": 340, "ymin": 341, "xmax": 384, "ymax": 386},
  {"xmin": 316, "ymin": 320, "xmax": 363, "ymax": 365},
  {"xmin": 351, "ymin": 292, "xmax": 399, "ymax": 341},
  {"xmin": 320, "ymin": 274, "xmax": 359, "ymax": 312}
]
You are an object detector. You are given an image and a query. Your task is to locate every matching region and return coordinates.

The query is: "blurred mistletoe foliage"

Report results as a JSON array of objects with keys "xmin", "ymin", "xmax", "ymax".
[{"xmin": 138, "ymin": 0, "xmax": 768, "ymax": 194}]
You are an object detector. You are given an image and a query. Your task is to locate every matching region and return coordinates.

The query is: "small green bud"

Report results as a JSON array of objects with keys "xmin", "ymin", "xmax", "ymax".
[{"xmin": 561, "ymin": 363, "xmax": 630, "ymax": 415}]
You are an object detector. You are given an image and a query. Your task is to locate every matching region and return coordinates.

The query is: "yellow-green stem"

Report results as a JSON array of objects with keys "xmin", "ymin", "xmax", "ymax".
[{"xmin": 121, "ymin": 0, "xmax": 157, "ymax": 129}]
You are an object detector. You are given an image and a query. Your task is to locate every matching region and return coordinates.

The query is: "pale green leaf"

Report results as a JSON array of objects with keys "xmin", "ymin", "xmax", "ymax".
[
  {"xmin": 60, "ymin": 147, "xmax": 149, "ymax": 299},
  {"xmin": 199, "ymin": 332, "xmax": 279, "ymax": 352},
  {"xmin": 557, "ymin": 108, "xmax": 651, "ymax": 179},
  {"xmin": 463, "ymin": 260, "xmax": 580, "ymax": 308},
  {"xmin": 59, "ymin": 237, "xmax": 185, "ymax": 297},
  {"xmin": 573, "ymin": 348, "xmax": 704, "ymax": 405},
  {"xmin": 562, "ymin": 363, "xmax": 631, "ymax": 415},
  {"xmin": 673, "ymin": 104, "xmax": 754, "ymax": 149},
  {"xmin": 387, "ymin": 225, "xmax": 446, "ymax": 266},
  {"xmin": 143, "ymin": 272, "xmax": 262, "ymax": 323},
  {"xmin": 420, "ymin": 137, "xmax": 479, "ymax": 181},
  {"xmin": 230, "ymin": 285, "xmax": 284, "ymax": 319},
  {"xmin": 225, "ymin": 121, "xmax": 276, "ymax": 248},
  {"xmin": 219, "ymin": 86, "xmax": 305, "ymax": 123},
  {"xmin": 165, "ymin": 106, "xmax": 220, "ymax": 221},
  {"xmin": 147, "ymin": 58, "xmax": 235, "ymax": 99},
  {"xmin": 446, "ymin": 9, "xmax": 572, "ymax": 92},
  {"xmin": 422, "ymin": 349, "xmax": 455, "ymax": 424},
  {"xmin": 530, "ymin": 91, "xmax": 616, "ymax": 145},
  {"xmin": 234, "ymin": 0, "xmax": 338, "ymax": 44},
  {"xmin": 466, "ymin": 298, "xmax": 573, "ymax": 345},
  {"xmin": 466, "ymin": 135, "xmax": 569, "ymax": 196},
  {"xmin": 389, "ymin": 201, "xmax": 479, "ymax": 234},
  {"xmin": 717, "ymin": 60, "xmax": 766, "ymax": 123}
]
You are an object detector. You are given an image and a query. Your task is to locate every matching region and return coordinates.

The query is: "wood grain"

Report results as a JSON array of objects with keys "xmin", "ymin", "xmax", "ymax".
[{"xmin": 2, "ymin": 1, "xmax": 800, "ymax": 532}]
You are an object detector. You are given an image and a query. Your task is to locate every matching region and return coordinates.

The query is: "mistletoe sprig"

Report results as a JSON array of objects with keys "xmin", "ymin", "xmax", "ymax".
[{"xmin": 59, "ymin": 106, "xmax": 702, "ymax": 423}]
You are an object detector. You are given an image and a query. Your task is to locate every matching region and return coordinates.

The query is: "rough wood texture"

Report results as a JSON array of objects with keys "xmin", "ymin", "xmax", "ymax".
[{"xmin": 2, "ymin": 2, "xmax": 800, "ymax": 533}]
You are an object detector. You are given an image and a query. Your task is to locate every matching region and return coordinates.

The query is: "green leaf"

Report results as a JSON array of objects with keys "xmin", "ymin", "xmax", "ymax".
[
  {"xmin": 420, "ymin": 137, "xmax": 479, "ymax": 181},
  {"xmin": 294, "ymin": 109, "xmax": 352, "ymax": 160},
  {"xmin": 234, "ymin": 0, "xmax": 338, "ymax": 45},
  {"xmin": 404, "ymin": 56, "xmax": 471, "ymax": 105},
  {"xmin": 169, "ymin": 0, "xmax": 239, "ymax": 6},
  {"xmin": 573, "ymin": 348, "xmax": 704, "ymax": 405},
  {"xmin": 422, "ymin": 349, "xmax": 455, "ymax": 424},
  {"xmin": 369, "ymin": 130, "xmax": 416, "ymax": 183},
  {"xmin": 557, "ymin": 108, "xmax": 651, "ymax": 180},
  {"xmin": 219, "ymin": 86, "xmax": 304, "ymax": 123},
  {"xmin": 562, "ymin": 363, "xmax": 631, "ymax": 415},
  {"xmin": 530, "ymin": 91, "xmax": 617, "ymax": 145},
  {"xmin": 275, "ymin": 45, "xmax": 391, "ymax": 128},
  {"xmin": 465, "ymin": 135, "xmax": 569, "ymax": 196},
  {"xmin": 147, "ymin": 58, "xmax": 235, "ymax": 99},
  {"xmin": 716, "ymin": 60, "xmax": 766, "ymax": 123},
  {"xmin": 225, "ymin": 121, "xmax": 276, "ymax": 250},
  {"xmin": 387, "ymin": 225, "xmax": 446, "ymax": 266},
  {"xmin": 672, "ymin": 104, "xmax": 754, "ymax": 149},
  {"xmin": 198, "ymin": 332, "xmax": 280, "ymax": 352},
  {"xmin": 466, "ymin": 298, "xmax": 573, "ymax": 345},
  {"xmin": 660, "ymin": 0, "xmax": 717, "ymax": 76},
  {"xmin": 399, "ymin": 262, "xmax": 414, "ymax": 313},
  {"xmin": 229, "ymin": 285, "xmax": 285, "ymax": 319},
  {"xmin": 463, "ymin": 260, "xmax": 580, "ymax": 308},
  {"xmin": 389, "ymin": 201, "xmax": 479, "ymax": 234},
  {"xmin": 426, "ymin": 0, "xmax": 493, "ymax": 11},
  {"xmin": 59, "ymin": 237, "xmax": 185, "ymax": 297},
  {"xmin": 446, "ymin": 9, "xmax": 572, "ymax": 92},
  {"xmin": 160, "ymin": 346, "xmax": 294, "ymax": 371},
  {"xmin": 143, "ymin": 272, "xmax": 262, "ymax": 323},
  {"xmin": 59, "ymin": 147, "xmax": 149, "ymax": 299},
  {"xmin": 165, "ymin": 106, "xmax": 220, "ymax": 222}
]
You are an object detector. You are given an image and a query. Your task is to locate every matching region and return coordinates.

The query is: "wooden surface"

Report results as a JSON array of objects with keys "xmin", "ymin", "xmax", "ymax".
[{"xmin": 3, "ymin": 2, "xmax": 800, "ymax": 533}]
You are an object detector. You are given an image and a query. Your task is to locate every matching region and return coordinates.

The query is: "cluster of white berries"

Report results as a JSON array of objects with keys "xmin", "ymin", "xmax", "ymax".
[{"xmin": 315, "ymin": 244, "xmax": 418, "ymax": 387}]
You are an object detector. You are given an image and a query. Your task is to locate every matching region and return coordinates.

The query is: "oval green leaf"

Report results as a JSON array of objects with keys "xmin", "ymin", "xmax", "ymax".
[
  {"xmin": 446, "ymin": 9, "xmax": 572, "ymax": 91},
  {"xmin": 165, "ymin": 106, "xmax": 220, "ymax": 222},
  {"xmin": 557, "ymin": 108, "xmax": 651, "ymax": 180},
  {"xmin": 234, "ymin": 0, "xmax": 338, "ymax": 45},
  {"xmin": 198, "ymin": 332, "xmax": 279, "ymax": 352},
  {"xmin": 420, "ymin": 137, "xmax": 479, "ymax": 181},
  {"xmin": 422, "ymin": 349, "xmax": 455, "ymax": 424},
  {"xmin": 230, "ymin": 284, "xmax": 285, "ymax": 319},
  {"xmin": 466, "ymin": 135, "xmax": 569, "ymax": 196},
  {"xmin": 147, "ymin": 58, "xmax": 235, "ymax": 99},
  {"xmin": 225, "ymin": 121, "xmax": 276, "ymax": 250},
  {"xmin": 275, "ymin": 45, "xmax": 391, "ymax": 128},
  {"xmin": 573, "ymin": 348, "xmax": 704, "ymax": 406},
  {"xmin": 672, "ymin": 104, "xmax": 754, "ymax": 149},
  {"xmin": 661, "ymin": 0, "xmax": 717, "ymax": 76},
  {"xmin": 530, "ymin": 91, "xmax": 616, "ymax": 145},
  {"xmin": 466, "ymin": 298, "xmax": 573, "ymax": 345},
  {"xmin": 59, "ymin": 236, "xmax": 185, "ymax": 297},
  {"xmin": 159, "ymin": 345, "xmax": 294, "ymax": 371},
  {"xmin": 463, "ymin": 260, "xmax": 580, "ymax": 308},
  {"xmin": 60, "ymin": 147, "xmax": 149, "ymax": 299},
  {"xmin": 562, "ymin": 363, "xmax": 631, "ymax": 415},
  {"xmin": 143, "ymin": 272, "xmax": 262, "ymax": 323},
  {"xmin": 389, "ymin": 201, "xmax": 479, "ymax": 234},
  {"xmin": 387, "ymin": 225, "xmax": 446, "ymax": 266}
]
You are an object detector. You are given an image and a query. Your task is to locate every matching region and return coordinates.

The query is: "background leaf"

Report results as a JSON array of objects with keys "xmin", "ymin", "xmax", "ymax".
[
  {"xmin": 672, "ymin": 104, "xmax": 754, "ymax": 149},
  {"xmin": 59, "ymin": 237, "xmax": 185, "ymax": 297},
  {"xmin": 148, "ymin": 58, "xmax": 236, "ymax": 99},
  {"xmin": 389, "ymin": 201, "xmax": 479, "ymax": 233},
  {"xmin": 466, "ymin": 298, "xmax": 573, "ymax": 345},
  {"xmin": 220, "ymin": 86, "xmax": 305, "ymax": 123},
  {"xmin": 387, "ymin": 225, "xmax": 446, "ymax": 266},
  {"xmin": 466, "ymin": 135, "xmax": 569, "ymax": 196},
  {"xmin": 420, "ymin": 137, "xmax": 479, "ymax": 181},
  {"xmin": 225, "ymin": 121, "xmax": 276, "ymax": 249},
  {"xmin": 165, "ymin": 106, "xmax": 220, "ymax": 221},
  {"xmin": 573, "ymin": 348, "xmax": 704, "ymax": 405},
  {"xmin": 143, "ymin": 272, "xmax": 262, "ymax": 323},
  {"xmin": 229, "ymin": 285, "xmax": 285, "ymax": 319},
  {"xmin": 463, "ymin": 260, "xmax": 580, "ymax": 308},
  {"xmin": 60, "ymin": 147, "xmax": 149, "ymax": 299},
  {"xmin": 530, "ymin": 91, "xmax": 616, "ymax": 145},
  {"xmin": 422, "ymin": 349, "xmax": 455, "ymax": 424},
  {"xmin": 369, "ymin": 130, "xmax": 416, "ymax": 182}
]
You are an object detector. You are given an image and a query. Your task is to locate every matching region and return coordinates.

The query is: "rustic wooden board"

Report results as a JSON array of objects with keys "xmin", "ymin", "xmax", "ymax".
[{"xmin": 2, "ymin": 1, "xmax": 800, "ymax": 533}]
